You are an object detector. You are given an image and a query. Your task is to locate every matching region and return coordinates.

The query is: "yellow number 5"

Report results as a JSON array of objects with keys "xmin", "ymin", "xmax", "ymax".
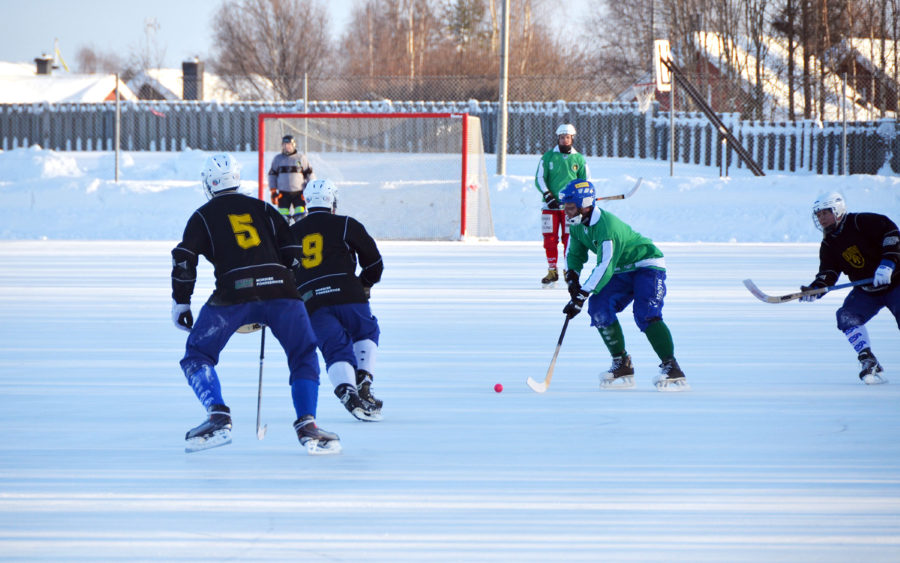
[
  {"xmin": 302, "ymin": 233, "xmax": 323, "ymax": 268},
  {"xmin": 228, "ymin": 214, "xmax": 261, "ymax": 249}
]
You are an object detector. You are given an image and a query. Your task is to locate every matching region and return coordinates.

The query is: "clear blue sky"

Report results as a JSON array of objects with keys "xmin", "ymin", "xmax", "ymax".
[{"xmin": 0, "ymin": 0, "xmax": 585, "ymax": 71}]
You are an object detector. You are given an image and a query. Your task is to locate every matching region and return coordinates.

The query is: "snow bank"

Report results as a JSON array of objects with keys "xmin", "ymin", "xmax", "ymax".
[{"xmin": 0, "ymin": 147, "xmax": 898, "ymax": 241}]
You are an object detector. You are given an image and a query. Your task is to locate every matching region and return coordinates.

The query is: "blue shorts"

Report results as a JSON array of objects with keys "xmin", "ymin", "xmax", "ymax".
[
  {"xmin": 587, "ymin": 268, "xmax": 667, "ymax": 332},
  {"xmin": 308, "ymin": 303, "xmax": 380, "ymax": 369},
  {"xmin": 180, "ymin": 298, "xmax": 320, "ymax": 385},
  {"xmin": 836, "ymin": 284, "xmax": 900, "ymax": 332}
]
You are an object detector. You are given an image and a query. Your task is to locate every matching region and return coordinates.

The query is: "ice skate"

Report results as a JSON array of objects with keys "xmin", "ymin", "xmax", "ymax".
[
  {"xmin": 858, "ymin": 349, "xmax": 888, "ymax": 385},
  {"xmin": 600, "ymin": 354, "xmax": 635, "ymax": 390},
  {"xmin": 541, "ymin": 268, "xmax": 559, "ymax": 289},
  {"xmin": 294, "ymin": 415, "xmax": 342, "ymax": 455},
  {"xmin": 185, "ymin": 404, "xmax": 232, "ymax": 453},
  {"xmin": 335, "ymin": 383, "xmax": 382, "ymax": 422},
  {"xmin": 653, "ymin": 358, "xmax": 690, "ymax": 392},
  {"xmin": 356, "ymin": 369, "xmax": 383, "ymax": 410}
]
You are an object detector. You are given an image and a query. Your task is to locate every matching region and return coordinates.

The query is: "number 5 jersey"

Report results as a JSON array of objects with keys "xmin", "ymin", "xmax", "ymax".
[
  {"xmin": 171, "ymin": 192, "xmax": 303, "ymax": 306},
  {"xmin": 289, "ymin": 210, "xmax": 384, "ymax": 314}
]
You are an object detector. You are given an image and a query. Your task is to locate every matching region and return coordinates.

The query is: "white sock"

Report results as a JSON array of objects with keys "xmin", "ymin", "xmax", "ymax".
[
  {"xmin": 326, "ymin": 361, "xmax": 356, "ymax": 390},
  {"xmin": 353, "ymin": 339, "xmax": 378, "ymax": 375},
  {"xmin": 844, "ymin": 325, "xmax": 870, "ymax": 355}
]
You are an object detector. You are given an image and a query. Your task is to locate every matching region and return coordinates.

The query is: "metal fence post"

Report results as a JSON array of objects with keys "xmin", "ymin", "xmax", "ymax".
[
  {"xmin": 115, "ymin": 74, "xmax": 120, "ymax": 182},
  {"xmin": 303, "ymin": 73, "xmax": 308, "ymax": 154},
  {"xmin": 841, "ymin": 73, "xmax": 848, "ymax": 176},
  {"xmin": 669, "ymin": 83, "xmax": 675, "ymax": 176},
  {"xmin": 496, "ymin": 0, "xmax": 510, "ymax": 174}
]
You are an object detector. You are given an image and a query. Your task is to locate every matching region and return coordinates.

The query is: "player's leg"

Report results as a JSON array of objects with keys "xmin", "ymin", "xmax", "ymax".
[
  {"xmin": 263, "ymin": 299, "xmax": 341, "ymax": 452},
  {"xmin": 335, "ymin": 303, "xmax": 383, "ymax": 410},
  {"xmin": 631, "ymin": 268, "xmax": 688, "ymax": 391},
  {"xmin": 277, "ymin": 191, "xmax": 292, "ymax": 222},
  {"xmin": 837, "ymin": 288, "xmax": 887, "ymax": 384},
  {"xmin": 180, "ymin": 302, "xmax": 251, "ymax": 452},
  {"xmin": 286, "ymin": 192, "xmax": 306, "ymax": 224},
  {"xmin": 308, "ymin": 306, "xmax": 380, "ymax": 421},
  {"xmin": 541, "ymin": 210, "xmax": 560, "ymax": 288},
  {"xmin": 588, "ymin": 274, "xmax": 636, "ymax": 389}
]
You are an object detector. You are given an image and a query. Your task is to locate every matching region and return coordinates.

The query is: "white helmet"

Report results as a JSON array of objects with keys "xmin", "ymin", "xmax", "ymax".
[
  {"xmin": 812, "ymin": 191, "xmax": 847, "ymax": 233},
  {"xmin": 305, "ymin": 179, "xmax": 338, "ymax": 210},
  {"xmin": 556, "ymin": 124, "xmax": 576, "ymax": 136},
  {"xmin": 200, "ymin": 154, "xmax": 241, "ymax": 199}
]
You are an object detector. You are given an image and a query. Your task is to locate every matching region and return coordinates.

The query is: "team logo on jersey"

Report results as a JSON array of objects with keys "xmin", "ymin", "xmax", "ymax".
[
  {"xmin": 884, "ymin": 236, "xmax": 899, "ymax": 246},
  {"xmin": 842, "ymin": 245, "xmax": 865, "ymax": 268},
  {"xmin": 572, "ymin": 164, "xmax": 579, "ymax": 172},
  {"xmin": 235, "ymin": 278, "xmax": 254, "ymax": 289}
]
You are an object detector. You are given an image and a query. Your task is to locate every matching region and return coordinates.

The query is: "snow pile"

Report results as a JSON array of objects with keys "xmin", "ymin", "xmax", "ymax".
[{"xmin": 0, "ymin": 147, "xmax": 898, "ymax": 241}]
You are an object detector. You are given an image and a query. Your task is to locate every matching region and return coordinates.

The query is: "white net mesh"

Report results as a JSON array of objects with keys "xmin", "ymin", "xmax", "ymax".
[{"xmin": 260, "ymin": 114, "xmax": 494, "ymax": 240}]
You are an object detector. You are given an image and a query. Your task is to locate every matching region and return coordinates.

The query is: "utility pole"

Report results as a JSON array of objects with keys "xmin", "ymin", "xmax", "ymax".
[{"xmin": 495, "ymin": 0, "xmax": 511, "ymax": 175}]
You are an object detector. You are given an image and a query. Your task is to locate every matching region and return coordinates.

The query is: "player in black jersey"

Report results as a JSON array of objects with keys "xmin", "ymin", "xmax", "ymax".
[
  {"xmin": 290, "ymin": 179, "xmax": 385, "ymax": 421},
  {"xmin": 800, "ymin": 192, "xmax": 900, "ymax": 384},
  {"xmin": 171, "ymin": 153, "xmax": 340, "ymax": 455}
]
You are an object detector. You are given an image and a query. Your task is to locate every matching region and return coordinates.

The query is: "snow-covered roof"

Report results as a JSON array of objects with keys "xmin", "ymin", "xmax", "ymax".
[
  {"xmin": 0, "ymin": 73, "xmax": 136, "ymax": 104},
  {"xmin": 827, "ymin": 38, "xmax": 898, "ymax": 79},
  {"xmin": 0, "ymin": 61, "xmax": 38, "ymax": 76},
  {"xmin": 126, "ymin": 69, "xmax": 252, "ymax": 101},
  {"xmin": 692, "ymin": 32, "xmax": 882, "ymax": 121}
]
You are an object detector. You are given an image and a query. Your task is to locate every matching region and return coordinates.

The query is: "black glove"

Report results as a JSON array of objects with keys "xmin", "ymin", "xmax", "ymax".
[
  {"xmin": 543, "ymin": 191, "xmax": 560, "ymax": 210},
  {"xmin": 565, "ymin": 269, "xmax": 581, "ymax": 299},
  {"xmin": 799, "ymin": 280, "xmax": 827, "ymax": 302},
  {"xmin": 563, "ymin": 290, "xmax": 589, "ymax": 319}
]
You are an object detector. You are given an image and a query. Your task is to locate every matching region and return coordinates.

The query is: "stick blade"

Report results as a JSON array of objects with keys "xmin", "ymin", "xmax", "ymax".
[
  {"xmin": 742, "ymin": 279, "xmax": 777, "ymax": 303},
  {"xmin": 526, "ymin": 376, "xmax": 549, "ymax": 394},
  {"xmin": 257, "ymin": 424, "xmax": 267, "ymax": 440}
]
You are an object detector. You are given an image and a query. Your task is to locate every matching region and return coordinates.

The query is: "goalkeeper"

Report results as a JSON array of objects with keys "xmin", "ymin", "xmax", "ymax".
[
  {"xmin": 268, "ymin": 135, "xmax": 315, "ymax": 224},
  {"xmin": 535, "ymin": 124, "xmax": 589, "ymax": 288}
]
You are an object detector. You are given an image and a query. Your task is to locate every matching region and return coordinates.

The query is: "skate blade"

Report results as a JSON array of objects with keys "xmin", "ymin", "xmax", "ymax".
[
  {"xmin": 541, "ymin": 281, "xmax": 557, "ymax": 289},
  {"xmin": 352, "ymin": 408, "xmax": 383, "ymax": 422},
  {"xmin": 654, "ymin": 379, "xmax": 691, "ymax": 393},
  {"xmin": 185, "ymin": 429, "xmax": 232, "ymax": 453},
  {"xmin": 600, "ymin": 376, "xmax": 635, "ymax": 390},
  {"xmin": 306, "ymin": 439, "xmax": 343, "ymax": 456},
  {"xmin": 862, "ymin": 373, "xmax": 889, "ymax": 385}
]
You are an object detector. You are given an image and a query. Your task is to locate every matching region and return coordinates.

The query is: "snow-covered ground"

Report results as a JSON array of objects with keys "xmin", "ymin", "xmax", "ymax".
[
  {"xmin": 1, "ymin": 241, "xmax": 899, "ymax": 561},
  {"xmin": 1, "ymin": 147, "xmax": 898, "ymax": 241}
]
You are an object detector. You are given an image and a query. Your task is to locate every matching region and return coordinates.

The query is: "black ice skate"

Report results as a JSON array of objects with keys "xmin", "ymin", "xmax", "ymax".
[
  {"xmin": 294, "ymin": 415, "xmax": 342, "ymax": 455},
  {"xmin": 858, "ymin": 348, "xmax": 888, "ymax": 385},
  {"xmin": 600, "ymin": 354, "xmax": 636, "ymax": 390},
  {"xmin": 356, "ymin": 369, "xmax": 383, "ymax": 410},
  {"xmin": 541, "ymin": 268, "xmax": 559, "ymax": 289},
  {"xmin": 653, "ymin": 358, "xmax": 690, "ymax": 392},
  {"xmin": 185, "ymin": 404, "xmax": 232, "ymax": 453},
  {"xmin": 335, "ymin": 383, "xmax": 382, "ymax": 422}
]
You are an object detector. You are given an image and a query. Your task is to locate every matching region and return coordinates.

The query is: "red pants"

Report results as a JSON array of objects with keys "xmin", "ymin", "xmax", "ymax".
[{"xmin": 542, "ymin": 209, "xmax": 569, "ymax": 269}]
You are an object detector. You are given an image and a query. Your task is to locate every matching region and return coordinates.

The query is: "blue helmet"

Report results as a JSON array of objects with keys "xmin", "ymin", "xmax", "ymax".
[{"xmin": 558, "ymin": 179, "xmax": 595, "ymax": 208}]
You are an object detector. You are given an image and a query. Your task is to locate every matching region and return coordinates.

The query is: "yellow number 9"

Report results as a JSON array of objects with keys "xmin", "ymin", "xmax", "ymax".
[
  {"xmin": 228, "ymin": 214, "xmax": 261, "ymax": 249},
  {"xmin": 302, "ymin": 233, "xmax": 323, "ymax": 268}
]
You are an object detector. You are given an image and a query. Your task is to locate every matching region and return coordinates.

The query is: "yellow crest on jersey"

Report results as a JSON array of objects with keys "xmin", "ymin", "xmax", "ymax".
[
  {"xmin": 572, "ymin": 164, "xmax": 579, "ymax": 172},
  {"xmin": 842, "ymin": 245, "xmax": 865, "ymax": 268}
]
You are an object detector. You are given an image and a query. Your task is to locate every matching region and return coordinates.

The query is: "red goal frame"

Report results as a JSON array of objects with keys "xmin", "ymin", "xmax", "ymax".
[{"xmin": 257, "ymin": 112, "xmax": 473, "ymax": 237}]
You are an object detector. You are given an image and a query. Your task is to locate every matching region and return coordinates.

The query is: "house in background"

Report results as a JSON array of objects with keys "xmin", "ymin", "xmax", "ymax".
[
  {"xmin": 0, "ymin": 56, "xmax": 135, "ymax": 104},
  {"xmin": 826, "ymin": 39, "xmax": 898, "ymax": 117},
  {"xmin": 127, "ymin": 59, "xmax": 242, "ymax": 102}
]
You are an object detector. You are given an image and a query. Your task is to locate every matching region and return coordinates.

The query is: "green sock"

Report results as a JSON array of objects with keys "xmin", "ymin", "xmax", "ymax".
[
  {"xmin": 598, "ymin": 320, "xmax": 626, "ymax": 357},
  {"xmin": 644, "ymin": 320, "xmax": 675, "ymax": 361}
]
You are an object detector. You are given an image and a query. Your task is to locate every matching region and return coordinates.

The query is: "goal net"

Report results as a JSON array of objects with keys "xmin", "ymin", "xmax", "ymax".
[{"xmin": 257, "ymin": 113, "xmax": 494, "ymax": 240}]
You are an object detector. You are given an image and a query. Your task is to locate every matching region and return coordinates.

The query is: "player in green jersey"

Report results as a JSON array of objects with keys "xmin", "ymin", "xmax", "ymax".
[
  {"xmin": 558, "ymin": 179, "xmax": 690, "ymax": 392},
  {"xmin": 535, "ymin": 124, "xmax": 590, "ymax": 288}
]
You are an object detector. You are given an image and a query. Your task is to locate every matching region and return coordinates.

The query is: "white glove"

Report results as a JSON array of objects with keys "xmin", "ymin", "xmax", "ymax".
[
  {"xmin": 172, "ymin": 300, "xmax": 193, "ymax": 332},
  {"xmin": 873, "ymin": 262, "xmax": 894, "ymax": 287}
]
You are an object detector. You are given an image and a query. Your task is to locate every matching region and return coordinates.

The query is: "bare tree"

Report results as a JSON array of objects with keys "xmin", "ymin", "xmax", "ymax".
[
  {"xmin": 75, "ymin": 44, "xmax": 125, "ymax": 75},
  {"xmin": 210, "ymin": 0, "xmax": 333, "ymax": 101}
]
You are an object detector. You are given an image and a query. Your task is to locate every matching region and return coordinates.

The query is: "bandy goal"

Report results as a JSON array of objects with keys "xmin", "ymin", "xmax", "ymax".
[{"xmin": 257, "ymin": 113, "xmax": 494, "ymax": 240}]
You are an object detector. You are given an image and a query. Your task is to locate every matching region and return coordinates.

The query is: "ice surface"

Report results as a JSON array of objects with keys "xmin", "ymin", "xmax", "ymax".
[{"xmin": 1, "ymin": 241, "xmax": 899, "ymax": 561}]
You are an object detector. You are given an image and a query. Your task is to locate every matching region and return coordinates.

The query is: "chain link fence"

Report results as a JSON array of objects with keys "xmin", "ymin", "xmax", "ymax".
[{"xmin": 1, "ymin": 74, "xmax": 897, "ymax": 176}]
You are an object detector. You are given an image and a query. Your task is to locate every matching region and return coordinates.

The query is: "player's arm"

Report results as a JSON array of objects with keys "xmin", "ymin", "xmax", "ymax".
[
  {"xmin": 171, "ymin": 213, "xmax": 210, "ymax": 331},
  {"xmin": 579, "ymin": 158, "xmax": 590, "ymax": 180},
  {"xmin": 346, "ymin": 217, "xmax": 383, "ymax": 288},
  {"xmin": 580, "ymin": 239, "xmax": 618, "ymax": 295},
  {"xmin": 800, "ymin": 242, "xmax": 841, "ymax": 301},
  {"xmin": 866, "ymin": 213, "xmax": 899, "ymax": 286},
  {"xmin": 302, "ymin": 155, "xmax": 315, "ymax": 183},
  {"xmin": 534, "ymin": 155, "xmax": 559, "ymax": 208}
]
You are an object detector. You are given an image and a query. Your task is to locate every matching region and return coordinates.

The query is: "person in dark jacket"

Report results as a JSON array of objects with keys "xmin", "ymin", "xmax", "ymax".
[{"xmin": 800, "ymin": 191, "xmax": 900, "ymax": 385}]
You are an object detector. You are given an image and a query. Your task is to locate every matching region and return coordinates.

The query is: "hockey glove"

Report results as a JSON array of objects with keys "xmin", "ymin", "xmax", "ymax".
[
  {"xmin": 799, "ymin": 280, "xmax": 827, "ymax": 303},
  {"xmin": 542, "ymin": 191, "xmax": 560, "ymax": 210},
  {"xmin": 563, "ymin": 290, "xmax": 589, "ymax": 319},
  {"xmin": 270, "ymin": 189, "xmax": 282, "ymax": 205},
  {"xmin": 172, "ymin": 300, "xmax": 193, "ymax": 332},
  {"xmin": 874, "ymin": 260, "xmax": 894, "ymax": 287},
  {"xmin": 565, "ymin": 269, "xmax": 581, "ymax": 299}
]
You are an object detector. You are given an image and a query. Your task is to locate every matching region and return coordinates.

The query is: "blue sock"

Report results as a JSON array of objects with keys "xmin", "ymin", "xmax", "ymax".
[
  {"xmin": 291, "ymin": 378, "xmax": 318, "ymax": 420},
  {"xmin": 186, "ymin": 364, "xmax": 225, "ymax": 409}
]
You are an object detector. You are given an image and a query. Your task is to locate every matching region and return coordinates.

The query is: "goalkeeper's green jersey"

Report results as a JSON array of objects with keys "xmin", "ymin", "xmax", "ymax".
[
  {"xmin": 566, "ymin": 207, "xmax": 665, "ymax": 294},
  {"xmin": 535, "ymin": 147, "xmax": 589, "ymax": 209}
]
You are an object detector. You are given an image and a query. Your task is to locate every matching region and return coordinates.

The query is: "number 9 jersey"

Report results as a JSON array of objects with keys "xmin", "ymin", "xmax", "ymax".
[
  {"xmin": 171, "ymin": 192, "xmax": 304, "ymax": 306},
  {"xmin": 289, "ymin": 209, "xmax": 383, "ymax": 314}
]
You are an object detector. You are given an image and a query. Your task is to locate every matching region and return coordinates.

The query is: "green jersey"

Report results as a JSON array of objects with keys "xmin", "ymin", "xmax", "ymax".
[
  {"xmin": 566, "ymin": 207, "xmax": 665, "ymax": 294},
  {"xmin": 535, "ymin": 147, "xmax": 589, "ymax": 209}
]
